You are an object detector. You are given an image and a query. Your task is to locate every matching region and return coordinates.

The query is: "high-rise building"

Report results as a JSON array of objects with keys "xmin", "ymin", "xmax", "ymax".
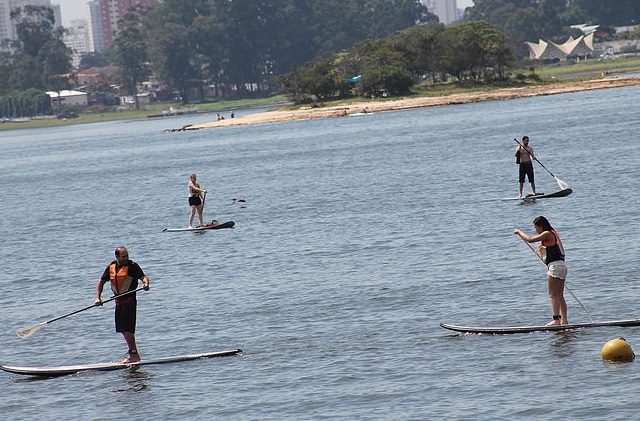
[
  {"xmin": 97, "ymin": 0, "xmax": 156, "ymax": 50},
  {"xmin": 64, "ymin": 18, "xmax": 92, "ymax": 69},
  {"xmin": 421, "ymin": 0, "xmax": 459, "ymax": 26},
  {"xmin": 0, "ymin": 1, "xmax": 12, "ymax": 41},
  {"xmin": 87, "ymin": 0, "xmax": 104, "ymax": 52}
]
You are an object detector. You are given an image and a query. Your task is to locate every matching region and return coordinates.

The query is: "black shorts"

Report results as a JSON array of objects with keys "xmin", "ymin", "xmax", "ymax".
[
  {"xmin": 189, "ymin": 196, "xmax": 202, "ymax": 206},
  {"xmin": 519, "ymin": 162, "xmax": 534, "ymax": 183},
  {"xmin": 115, "ymin": 300, "xmax": 137, "ymax": 334}
]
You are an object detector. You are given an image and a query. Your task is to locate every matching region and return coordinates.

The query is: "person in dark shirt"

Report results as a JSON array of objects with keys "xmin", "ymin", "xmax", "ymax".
[{"xmin": 95, "ymin": 247, "xmax": 150, "ymax": 363}]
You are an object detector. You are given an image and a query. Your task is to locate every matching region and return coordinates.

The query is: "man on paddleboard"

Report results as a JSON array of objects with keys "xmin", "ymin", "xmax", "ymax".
[
  {"xmin": 95, "ymin": 247, "xmax": 150, "ymax": 364},
  {"xmin": 515, "ymin": 135, "xmax": 537, "ymax": 198}
]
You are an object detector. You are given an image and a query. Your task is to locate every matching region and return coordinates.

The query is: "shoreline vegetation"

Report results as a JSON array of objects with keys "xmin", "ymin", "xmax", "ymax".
[
  {"xmin": 189, "ymin": 76, "xmax": 640, "ymax": 130},
  {"xmin": 1, "ymin": 64, "xmax": 639, "ymax": 133}
]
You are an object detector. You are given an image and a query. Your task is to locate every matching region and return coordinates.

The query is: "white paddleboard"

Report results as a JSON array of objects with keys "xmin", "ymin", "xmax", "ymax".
[{"xmin": 0, "ymin": 348, "xmax": 242, "ymax": 376}]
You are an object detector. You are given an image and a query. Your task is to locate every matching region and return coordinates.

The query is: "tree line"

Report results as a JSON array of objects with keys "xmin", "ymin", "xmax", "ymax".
[
  {"xmin": 138, "ymin": 0, "xmax": 434, "ymax": 104},
  {"xmin": 0, "ymin": 0, "xmax": 639, "ymax": 116},
  {"xmin": 280, "ymin": 22, "xmax": 512, "ymax": 103}
]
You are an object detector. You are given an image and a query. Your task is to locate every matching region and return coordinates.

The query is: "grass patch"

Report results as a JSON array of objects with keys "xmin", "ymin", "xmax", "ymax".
[
  {"xmin": 0, "ymin": 95, "xmax": 290, "ymax": 131},
  {"xmin": 535, "ymin": 56, "xmax": 640, "ymax": 79}
]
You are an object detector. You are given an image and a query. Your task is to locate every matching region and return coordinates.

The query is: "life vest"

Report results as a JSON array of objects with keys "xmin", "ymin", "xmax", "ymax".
[
  {"xmin": 539, "ymin": 230, "xmax": 565, "ymax": 265},
  {"xmin": 108, "ymin": 262, "xmax": 135, "ymax": 301}
]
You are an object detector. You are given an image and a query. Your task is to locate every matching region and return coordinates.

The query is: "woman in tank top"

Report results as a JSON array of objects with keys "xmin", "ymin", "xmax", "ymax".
[{"xmin": 514, "ymin": 216, "xmax": 568, "ymax": 326}]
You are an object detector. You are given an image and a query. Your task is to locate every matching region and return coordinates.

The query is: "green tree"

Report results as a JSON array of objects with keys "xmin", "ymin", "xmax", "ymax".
[
  {"xmin": 78, "ymin": 51, "xmax": 112, "ymax": 71},
  {"xmin": 11, "ymin": 5, "xmax": 58, "ymax": 57},
  {"xmin": 300, "ymin": 58, "xmax": 340, "ymax": 100},
  {"xmin": 111, "ymin": 7, "xmax": 150, "ymax": 108},
  {"xmin": 439, "ymin": 22, "xmax": 513, "ymax": 81},
  {"xmin": 386, "ymin": 24, "xmax": 446, "ymax": 82},
  {"xmin": 141, "ymin": 0, "xmax": 436, "ymax": 102},
  {"xmin": 145, "ymin": 0, "xmax": 225, "ymax": 103},
  {"xmin": 572, "ymin": 0, "xmax": 640, "ymax": 26},
  {"xmin": 6, "ymin": 5, "xmax": 72, "ymax": 93},
  {"xmin": 9, "ymin": 55, "xmax": 43, "ymax": 91},
  {"xmin": 0, "ymin": 89, "xmax": 51, "ymax": 118}
]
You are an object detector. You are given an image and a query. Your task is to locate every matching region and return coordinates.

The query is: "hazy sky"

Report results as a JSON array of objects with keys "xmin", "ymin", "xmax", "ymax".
[
  {"xmin": 53, "ymin": 0, "xmax": 88, "ymax": 25},
  {"xmin": 54, "ymin": 0, "xmax": 475, "ymax": 26}
]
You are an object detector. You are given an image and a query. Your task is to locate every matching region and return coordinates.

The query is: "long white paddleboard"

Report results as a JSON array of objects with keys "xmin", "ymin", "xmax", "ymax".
[
  {"xmin": 440, "ymin": 319, "xmax": 640, "ymax": 334},
  {"xmin": 163, "ymin": 220, "xmax": 235, "ymax": 232},
  {"xmin": 502, "ymin": 188, "xmax": 573, "ymax": 202},
  {"xmin": 0, "ymin": 348, "xmax": 242, "ymax": 377}
]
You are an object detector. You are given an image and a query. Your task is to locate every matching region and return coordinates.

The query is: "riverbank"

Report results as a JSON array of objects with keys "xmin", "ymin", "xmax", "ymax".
[{"xmin": 190, "ymin": 76, "xmax": 640, "ymax": 130}]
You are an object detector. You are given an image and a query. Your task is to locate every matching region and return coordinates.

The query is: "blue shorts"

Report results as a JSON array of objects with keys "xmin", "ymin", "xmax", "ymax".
[{"xmin": 189, "ymin": 196, "xmax": 202, "ymax": 206}]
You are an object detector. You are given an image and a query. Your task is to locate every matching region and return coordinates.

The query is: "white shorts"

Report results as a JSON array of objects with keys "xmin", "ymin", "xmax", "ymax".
[{"xmin": 547, "ymin": 260, "xmax": 568, "ymax": 280}]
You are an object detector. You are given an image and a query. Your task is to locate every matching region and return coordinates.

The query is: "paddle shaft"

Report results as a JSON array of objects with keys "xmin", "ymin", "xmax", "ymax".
[
  {"xmin": 201, "ymin": 190, "xmax": 207, "ymax": 214},
  {"xmin": 45, "ymin": 287, "xmax": 144, "ymax": 325},
  {"xmin": 519, "ymin": 237, "xmax": 594, "ymax": 323}
]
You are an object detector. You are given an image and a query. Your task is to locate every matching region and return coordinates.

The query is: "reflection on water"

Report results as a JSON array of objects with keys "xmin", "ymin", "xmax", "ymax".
[
  {"xmin": 114, "ymin": 368, "xmax": 152, "ymax": 393},
  {"xmin": 550, "ymin": 331, "xmax": 579, "ymax": 358}
]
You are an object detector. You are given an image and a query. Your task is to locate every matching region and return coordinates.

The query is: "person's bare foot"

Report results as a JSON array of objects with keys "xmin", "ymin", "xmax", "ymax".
[
  {"xmin": 545, "ymin": 320, "xmax": 561, "ymax": 326},
  {"xmin": 121, "ymin": 352, "xmax": 141, "ymax": 364}
]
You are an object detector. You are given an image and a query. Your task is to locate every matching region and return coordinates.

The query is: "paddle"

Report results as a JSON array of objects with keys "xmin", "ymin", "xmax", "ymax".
[
  {"xmin": 16, "ymin": 287, "xmax": 145, "ymax": 339},
  {"xmin": 513, "ymin": 138, "xmax": 569, "ymax": 190},
  {"xmin": 518, "ymin": 237, "xmax": 594, "ymax": 323},
  {"xmin": 201, "ymin": 190, "xmax": 207, "ymax": 214}
]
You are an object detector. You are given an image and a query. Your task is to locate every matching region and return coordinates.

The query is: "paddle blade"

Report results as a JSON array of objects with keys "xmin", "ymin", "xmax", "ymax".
[
  {"xmin": 555, "ymin": 177, "xmax": 569, "ymax": 190},
  {"xmin": 16, "ymin": 323, "xmax": 45, "ymax": 339}
]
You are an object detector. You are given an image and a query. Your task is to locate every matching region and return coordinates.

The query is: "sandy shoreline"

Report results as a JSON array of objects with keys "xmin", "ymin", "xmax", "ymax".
[{"xmin": 190, "ymin": 77, "xmax": 640, "ymax": 130}]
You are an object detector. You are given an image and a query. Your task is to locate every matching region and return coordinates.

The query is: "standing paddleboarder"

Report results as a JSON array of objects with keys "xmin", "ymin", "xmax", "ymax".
[
  {"xmin": 514, "ymin": 216, "xmax": 568, "ymax": 326},
  {"xmin": 515, "ymin": 135, "xmax": 537, "ymax": 198},
  {"xmin": 95, "ymin": 247, "xmax": 150, "ymax": 363},
  {"xmin": 188, "ymin": 173, "xmax": 208, "ymax": 228}
]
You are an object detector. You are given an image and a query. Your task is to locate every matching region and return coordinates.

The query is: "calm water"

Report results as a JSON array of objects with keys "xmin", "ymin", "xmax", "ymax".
[{"xmin": 1, "ymin": 86, "xmax": 640, "ymax": 420}]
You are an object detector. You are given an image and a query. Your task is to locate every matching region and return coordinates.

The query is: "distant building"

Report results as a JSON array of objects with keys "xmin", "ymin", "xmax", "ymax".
[
  {"xmin": 570, "ymin": 24, "xmax": 600, "ymax": 35},
  {"xmin": 421, "ymin": 0, "xmax": 459, "ymax": 25},
  {"xmin": 64, "ymin": 19, "xmax": 92, "ymax": 69},
  {"xmin": 526, "ymin": 33, "xmax": 595, "ymax": 61},
  {"xmin": 47, "ymin": 90, "xmax": 89, "ymax": 108},
  {"xmin": 87, "ymin": 0, "xmax": 105, "ymax": 52},
  {"xmin": 96, "ymin": 0, "xmax": 156, "ymax": 50},
  {"xmin": 76, "ymin": 65, "xmax": 117, "ymax": 85}
]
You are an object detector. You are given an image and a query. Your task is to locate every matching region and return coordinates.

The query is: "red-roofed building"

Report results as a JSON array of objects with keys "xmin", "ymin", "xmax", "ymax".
[{"xmin": 76, "ymin": 66, "xmax": 118, "ymax": 85}]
